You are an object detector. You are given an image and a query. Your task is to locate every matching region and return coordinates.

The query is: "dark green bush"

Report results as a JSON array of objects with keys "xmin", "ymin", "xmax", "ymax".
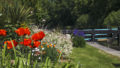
[{"xmin": 72, "ymin": 36, "xmax": 86, "ymax": 47}]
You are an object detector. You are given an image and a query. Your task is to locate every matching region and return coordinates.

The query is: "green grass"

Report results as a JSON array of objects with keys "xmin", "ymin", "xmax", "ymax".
[{"xmin": 69, "ymin": 45, "xmax": 120, "ymax": 68}]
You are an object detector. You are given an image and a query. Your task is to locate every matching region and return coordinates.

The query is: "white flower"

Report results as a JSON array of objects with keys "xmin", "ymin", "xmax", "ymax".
[
  {"xmin": 35, "ymin": 49, "xmax": 39, "ymax": 51},
  {"xmin": 0, "ymin": 13, "xmax": 2, "ymax": 16},
  {"xmin": 38, "ymin": 57, "xmax": 41, "ymax": 59},
  {"xmin": 42, "ymin": 48, "xmax": 44, "ymax": 50},
  {"xmin": 32, "ymin": 50, "xmax": 35, "ymax": 52},
  {"xmin": 32, "ymin": 53, "xmax": 34, "ymax": 55},
  {"xmin": 35, "ymin": 48, "xmax": 38, "ymax": 50},
  {"xmin": 42, "ymin": 19, "xmax": 46, "ymax": 22}
]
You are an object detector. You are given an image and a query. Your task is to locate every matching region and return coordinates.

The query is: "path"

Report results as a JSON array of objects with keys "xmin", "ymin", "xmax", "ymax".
[{"xmin": 87, "ymin": 42, "xmax": 120, "ymax": 57}]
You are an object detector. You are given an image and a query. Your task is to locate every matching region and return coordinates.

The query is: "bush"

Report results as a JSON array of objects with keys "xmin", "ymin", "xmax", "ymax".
[{"xmin": 72, "ymin": 36, "xmax": 86, "ymax": 47}]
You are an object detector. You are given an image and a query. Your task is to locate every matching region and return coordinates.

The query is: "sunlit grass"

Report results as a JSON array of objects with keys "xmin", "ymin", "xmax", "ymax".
[{"xmin": 69, "ymin": 45, "xmax": 120, "ymax": 68}]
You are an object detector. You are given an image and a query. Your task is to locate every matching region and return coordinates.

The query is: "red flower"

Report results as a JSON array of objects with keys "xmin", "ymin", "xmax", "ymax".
[
  {"xmin": 30, "ymin": 41, "xmax": 41, "ymax": 48},
  {"xmin": 31, "ymin": 33, "xmax": 40, "ymax": 41},
  {"xmin": 15, "ymin": 27, "xmax": 31, "ymax": 36},
  {"xmin": 33, "ymin": 41, "xmax": 41, "ymax": 48},
  {"xmin": 24, "ymin": 28, "xmax": 31, "ymax": 35},
  {"xmin": 4, "ymin": 40, "xmax": 18, "ymax": 49},
  {"xmin": 20, "ymin": 39, "xmax": 32, "ymax": 46},
  {"xmin": 38, "ymin": 31, "xmax": 45, "ymax": 40},
  {"xmin": 29, "ymin": 41, "xmax": 41, "ymax": 48},
  {"xmin": 0, "ymin": 29, "xmax": 7, "ymax": 36},
  {"xmin": 31, "ymin": 31, "xmax": 45, "ymax": 41},
  {"xmin": 15, "ymin": 27, "xmax": 25, "ymax": 36}
]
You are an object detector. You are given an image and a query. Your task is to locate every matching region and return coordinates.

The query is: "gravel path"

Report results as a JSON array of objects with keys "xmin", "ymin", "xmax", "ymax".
[{"xmin": 87, "ymin": 42, "xmax": 120, "ymax": 57}]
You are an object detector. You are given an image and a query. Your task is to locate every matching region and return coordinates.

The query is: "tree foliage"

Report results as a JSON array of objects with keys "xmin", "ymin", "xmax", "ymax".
[
  {"xmin": 0, "ymin": 0, "xmax": 120, "ymax": 29},
  {"xmin": 104, "ymin": 10, "xmax": 120, "ymax": 27}
]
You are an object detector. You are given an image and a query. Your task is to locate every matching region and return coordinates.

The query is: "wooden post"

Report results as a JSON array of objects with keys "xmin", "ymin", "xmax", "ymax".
[
  {"xmin": 91, "ymin": 29, "xmax": 95, "ymax": 43},
  {"xmin": 117, "ymin": 26, "xmax": 120, "ymax": 46},
  {"xmin": 108, "ymin": 27, "xmax": 112, "ymax": 47}
]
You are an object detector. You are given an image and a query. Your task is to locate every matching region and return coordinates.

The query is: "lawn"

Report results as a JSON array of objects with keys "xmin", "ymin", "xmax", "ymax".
[{"xmin": 69, "ymin": 45, "xmax": 120, "ymax": 68}]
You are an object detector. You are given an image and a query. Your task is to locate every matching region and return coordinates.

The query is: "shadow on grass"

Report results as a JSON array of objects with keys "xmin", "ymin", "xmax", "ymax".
[{"xmin": 112, "ymin": 63, "xmax": 120, "ymax": 68}]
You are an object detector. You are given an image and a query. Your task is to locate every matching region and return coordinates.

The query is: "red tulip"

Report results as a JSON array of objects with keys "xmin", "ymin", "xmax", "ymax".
[
  {"xmin": 15, "ymin": 27, "xmax": 25, "ymax": 36},
  {"xmin": 0, "ymin": 29, "xmax": 7, "ymax": 36},
  {"xmin": 15, "ymin": 27, "xmax": 31, "ymax": 36},
  {"xmin": 33, "ymin": 41, "xmax": 41, "ymax": 48},
  {"xmin": 31, "ymin": 31, "xmax": 45, "ymax": 41},
  {"xmin": 4, "ymin": 40, "xmax": 18, "ymax": 49},
  {"xmin": 24, "ymin": 28, "xmax": 31, "ymax": 35},
  {"xmin": 20, "ymin": 38, "xmax": 32, "ymax": 46},
  {"xmin": 38, "ymin": 31, "xmax": 45, "ymax": 40}
]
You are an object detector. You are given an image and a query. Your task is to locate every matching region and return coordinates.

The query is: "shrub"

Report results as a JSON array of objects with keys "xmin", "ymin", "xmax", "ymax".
[
  {"xmin": 72, "ymin": 29, "xmax": 86, "ymax": 47},
  {"xmin": 72, "ymin": 36, "xmax": 86, "ymax": 47}
]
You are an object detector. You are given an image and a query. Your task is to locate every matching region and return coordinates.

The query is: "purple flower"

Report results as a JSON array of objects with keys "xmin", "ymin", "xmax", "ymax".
[
  {"xmin": 73, "ymin": 29, "xmax": 78, "ymax": 35},
  {"xmin": 73, "ymin": 29, "xmax": 84, "ymax": 37},
  {"xmin": 78, "ymin": 31, "xmax": 85, "ymax": 37}
]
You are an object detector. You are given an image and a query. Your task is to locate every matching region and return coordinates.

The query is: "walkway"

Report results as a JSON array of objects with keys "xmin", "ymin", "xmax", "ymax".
[{"xmin": 87, "ymin": 42, "xmax": 120, "ymax": 57}]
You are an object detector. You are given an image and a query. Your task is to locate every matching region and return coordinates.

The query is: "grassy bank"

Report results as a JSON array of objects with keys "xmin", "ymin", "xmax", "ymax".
[{"xmin": 69, "ymin": 45, "xmax": 120, "ymax": 68}]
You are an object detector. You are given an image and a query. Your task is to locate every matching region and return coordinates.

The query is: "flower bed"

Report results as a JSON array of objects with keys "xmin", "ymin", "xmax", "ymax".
[
  {"xmin": 0, "ymin": 25, "xmax": 73, "ymax": 62},
  {"xmin": 0, "ymin": 27, "xmax": 64, "ymax": 62},
  {"xmin": 31, "ymin": 25, "xmax": 73, "ymax": 57}
]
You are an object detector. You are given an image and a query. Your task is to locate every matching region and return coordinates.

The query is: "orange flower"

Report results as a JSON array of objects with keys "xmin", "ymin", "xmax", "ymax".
[
  {"xmin": 57, "ymin": 49, "xmax": 61, "ymax": 53},
  {"xmin": 50, "ymin": 44, "xmax": 52, "ymax": 47},
  {"xmin": 41, "ymin": 45, "xmax": 43, "ymax": 48},
  {"xmin": 0, "ymin": 29, "xmax": 7, "ymax": 36},
  {"xmin": 31, "ymin": 31, "xmax": 45, "ymax": 41},
  {"xmin": 53, "ymin": 45, "xmax": 56, "ymax": 48},
  {"xmin": 4, "ymin": 40, "xmax": 18, "ymax": 49},
  {"xmin": 42, "ymin": 42, "xmax": 47, "ymax": 45},
  {"xmin": 47, "ymin": 45, "xmax": 49, "ymax": 48},
  {"xmin": 20, "ymin": 38, "xmax": 32, "ymax": 46},
  {"xmin": 15, "ymin": 27, "xmax": 31, "ymax": 36}
]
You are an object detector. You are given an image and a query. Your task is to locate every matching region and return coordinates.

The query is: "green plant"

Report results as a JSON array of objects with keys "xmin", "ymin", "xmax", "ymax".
[
  {"xmin": 42, "ymin": 46, "xmax": 60, "ymax": 61},
  {"xmin": 31, "ymin": 42, "xmax": 62, "ymax": 62},
  {"xmin": 1, "ymin": 0, "xmax": 32, "ymax": 28},
  {"xmin": 72, "ymin": 36, "xmax": 86, "ymax": 47}
]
